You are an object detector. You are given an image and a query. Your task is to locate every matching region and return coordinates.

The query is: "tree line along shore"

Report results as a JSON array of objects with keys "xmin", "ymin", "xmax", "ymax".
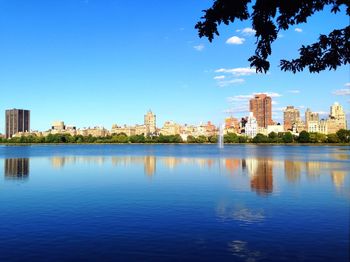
[{"xmin": 0, "ymin": 129, "xmax": 349, "ymax": 144}]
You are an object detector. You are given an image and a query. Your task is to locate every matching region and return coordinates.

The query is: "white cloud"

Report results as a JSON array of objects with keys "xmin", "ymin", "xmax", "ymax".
[
  {"xmin": 272, "ymin": 101, "xmax": 278, "ymax": 105},
  {"xmin": 295, "ymin": 28, "xmax": 303, "ymax": 33},
  {"xmin": 277, "ymin": 33, "xmax": 284, "ymax": 38},
  {"xmin": 223, "ymin": 105, "xmax": 249, "ymax": 114},
  {"xmin": 241, "ymin": 27, "xmax": 256, "ymax": 36},
  {"xmin": 227, "ymin": 94, "xmax": 254, "ymax": 102},
  {"xmin": 255, "ymin": 92, "xmax": 282, "ymax": 98},
  {"xmin": 287, "ymin": 90, "xmax": 300, "ymax": 94},
  {"xmin": 218, "ymin": 78, "xmax": 245, "ymax": 87},
  {"xmin": 226, "ymin": 36, "xmax": 245, "ymax": 45},
  {"xmin": 332, "ymin": 88, "xmax": 350, "ymax": 96},
  {"xmin": 214, "ymin": 75, "xmax": 225, "ymax": 80},
  {"xmin": 193, "ymin": 44, "xmax": 204, "ymax": 51},
  {"xmin": 215, "ymin": 67, "xmax": 256, "ymax": 76},
  {"xmin": 316, "ymin": 111, "xmax": 328, "ymax": 115},
  {"xmin": 344, "ymin": 82, "xmax": 350, "ymax": 87},
  {"xmin": 227, "ymin": 92, "xmax": 282, "ymax": 102}
]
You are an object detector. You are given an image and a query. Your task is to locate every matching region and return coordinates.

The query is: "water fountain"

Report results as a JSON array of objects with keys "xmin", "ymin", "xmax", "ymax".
[{"xmin": 218, "ymin": 124, "xmax": 224, "ymax": 149}]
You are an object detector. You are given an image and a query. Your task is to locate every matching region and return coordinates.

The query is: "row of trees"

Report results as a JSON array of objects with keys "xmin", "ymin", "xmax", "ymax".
[
  {"xmin": 251, "ymin": 130, "xmax": 350, "ymax": 144},
  {"xmin": 0, "ymin": 130, "xmax": 349, "ymax": 144}
]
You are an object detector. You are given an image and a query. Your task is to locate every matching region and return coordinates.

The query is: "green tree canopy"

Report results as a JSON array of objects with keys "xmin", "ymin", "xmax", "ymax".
[
  {"xmin": 336, "ymin": 129, "xmax": 350, "ymax": 143},
  {"xmin": 252, "ymin": 133, "xmax": 269, "ymax": 143},
  {"xmin": 196, "ymin": 0, "xmax": 349, "ymax": 73},
  {"xmin": 298, "ymin": 131, "xmax": 310, "ymax": 143},
  {"xmin": 282, "ymin": 132, "xmax": 294, "ymax": 143}
]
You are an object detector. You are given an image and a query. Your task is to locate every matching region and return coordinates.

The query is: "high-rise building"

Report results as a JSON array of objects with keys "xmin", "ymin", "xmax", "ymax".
[
  {"xmin": 283, "ymin": 106, "xmax": 300, "ymax": 131},
  {"xmin": 144, "ymin": 110, "xmax": 156, "ymax": 135},
  {"xmin": 330, "ymin": 102, "xmax": 347, "ymax": 129},
  {"xmin": 5, "ymin": 109, "xmax": 30, "ymax": 138},
  {"xmin": 249, "ymin": 94, "xmax": 273, "ymax": 128},
  {"xmin": 305, "ymin": 108, "xmax": 319, "ymax": 124}
]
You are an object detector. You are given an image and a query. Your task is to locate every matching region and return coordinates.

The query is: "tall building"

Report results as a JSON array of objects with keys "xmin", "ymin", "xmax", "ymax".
[
  {"xmin": 283, "ymin": 106, "xmax": 300, "ymax": 131},
  {"xmin": 249, "ymin": 94, "xmax": 273, "ymax": 128},
  {"xmin": 5, "ymin": 109, "xmax": 30, "ymax": 138},
  {"xmin": 330, "ymin": 102, "xmax": 347, "ymax": 129},
  {"xmin": 144, "ymin": 110, "xmax": 156, "ymax": 135},
  {"xmin": 305, "ymin": 108, "xmax": 319, "ymax": 124}
]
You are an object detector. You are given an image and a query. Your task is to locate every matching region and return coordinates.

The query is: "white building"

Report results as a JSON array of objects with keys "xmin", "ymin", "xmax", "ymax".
[
  {"xmin": 267, "ymin": 124, "xmax": 284, "ymax": 134},
  {"xmin": 245, "ymin": 112, "xmax": 258, "ymax": 138}
]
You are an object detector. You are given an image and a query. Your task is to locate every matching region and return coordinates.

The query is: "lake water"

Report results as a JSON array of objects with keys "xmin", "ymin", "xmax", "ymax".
[{"xmin": 0, "ymin": 144, "xmax": 349, "ymax": 262}]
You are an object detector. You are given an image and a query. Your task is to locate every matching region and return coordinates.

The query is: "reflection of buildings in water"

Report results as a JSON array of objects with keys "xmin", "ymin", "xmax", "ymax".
[
  {"xmin": 284, "ymin": 160, "xmax": 302, "ymax": 182},
  {"xmin": 112, "ymin": 156, "xmax": 157, "ymax": 176},
  {"xmin": 241, "ymin": 159, "xmax": 247, "ymax": 171},
  {"xmin": 51, "ymin": 156, "xmax": 106, "ymax": 168},
  {"xmin": 225, "ymin": 159, "xmax": 240, "ymax": 175},
  {"xmin": 331, "ymin": 171, "xmax": 346, "ymax": 188},
  {"xmin": 331, "ymin": 154, "xmax": 350, "ymax": 161},
  {"xmin": 144, "ymin": 156, "xmax": 156, "ymax": 176},
  {"xmin": 245, "ymin": 158, "xmax": 259, "ymax": 177},
  {"xmin": 248, "ymin": 158, "xmax": 273, "ymax": 196},
  {"xmin": 305, "ymin": 161, "xmax": 321, "ymax": 179},
  {"xmin": 4, "ymin": 158, "xmax": 29, "ymax": 179},
  {"xmin": 51, "ymin": 157, "xmax": 66, "ymax": 169},
  {"xmin": 163, "ymin": 157, "xmax": 180, "ymax": 170}
]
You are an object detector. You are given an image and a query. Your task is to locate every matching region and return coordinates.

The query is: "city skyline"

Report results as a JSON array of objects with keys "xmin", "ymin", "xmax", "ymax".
[
  {"xmin": 3, "ymin": 100, "xmax": 348, "ymax": 131},
  {"xmin": 0, "ymin": 1, "xmax": 349, "ymax": 131},
  {"xmin": 2, "ymin": 99, "xmax": 347, "ymax": 140}
]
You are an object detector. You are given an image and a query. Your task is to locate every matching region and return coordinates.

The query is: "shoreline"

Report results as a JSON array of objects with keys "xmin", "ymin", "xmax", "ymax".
[{"xmin": 0, "ymin": 143, "xmax": 349, "ymax": 146}]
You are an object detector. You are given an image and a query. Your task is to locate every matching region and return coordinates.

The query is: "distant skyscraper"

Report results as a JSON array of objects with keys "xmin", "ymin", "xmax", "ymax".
[
  {"xmin": 249, "ymin": 94, "xmax": 272, "ymax": 128},
  {"xmin": 283, "ymin": 106, "xmax": 300, "ymax": 131},
  {"xmin": 5, "ymin": 109, "xmax": 30, "ymax": 138},
  {"xmin": 305, "ymin": 108, "xmax": 319, "ymax": 123},
  {"xmin": 144, "ymin": 110, "xmax": 156, "ymax": 135}
]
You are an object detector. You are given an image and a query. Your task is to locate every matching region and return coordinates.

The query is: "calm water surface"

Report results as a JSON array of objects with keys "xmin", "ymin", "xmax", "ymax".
[{"xmin": 0, "ymin": 144, "xmax": 349, "ymax": 262}]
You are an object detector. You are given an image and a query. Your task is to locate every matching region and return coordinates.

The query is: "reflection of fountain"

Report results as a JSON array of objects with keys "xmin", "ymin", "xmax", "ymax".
[{"xmin": 218, "ymin": 124, "xmax": 224, "ymax": 149}]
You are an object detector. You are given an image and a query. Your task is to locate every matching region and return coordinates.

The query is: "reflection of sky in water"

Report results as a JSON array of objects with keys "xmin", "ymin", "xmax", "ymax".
[
  {"xmin": 228, "ymin": 240, "xmax": 263, "ymax": 262},
  {"xmin": 0, "ymin": 145, "xmax": 349, "ymax": 262}
]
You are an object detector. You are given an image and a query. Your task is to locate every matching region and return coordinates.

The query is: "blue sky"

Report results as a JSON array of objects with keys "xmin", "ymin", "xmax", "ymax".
[{"xmin": 0, "ymin": 0, "xmax": 349, "ymax": 132}]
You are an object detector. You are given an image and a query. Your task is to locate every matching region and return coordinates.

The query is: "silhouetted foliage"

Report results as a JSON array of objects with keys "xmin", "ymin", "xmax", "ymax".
[{"xmin": 196, "ymin": 0, "xmax": 349, "ymax": 73}]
